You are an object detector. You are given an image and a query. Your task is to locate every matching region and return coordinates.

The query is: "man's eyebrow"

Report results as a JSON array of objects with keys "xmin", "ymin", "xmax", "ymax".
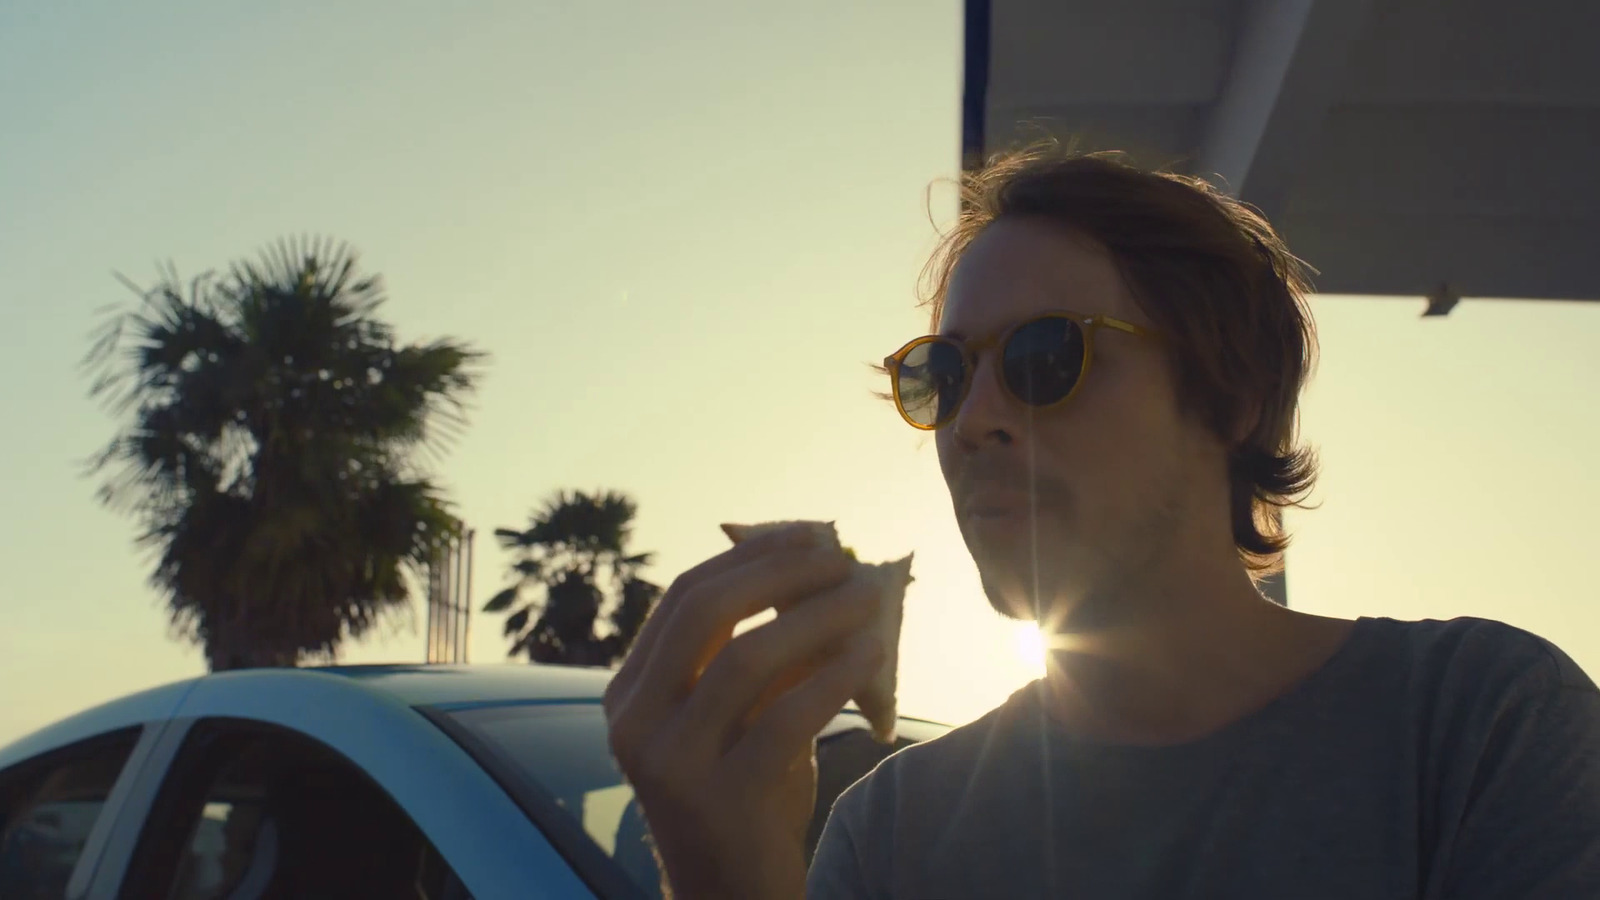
[{"xmin": 941, "ymin": 328, "xmax": 967, "ymax": 341}]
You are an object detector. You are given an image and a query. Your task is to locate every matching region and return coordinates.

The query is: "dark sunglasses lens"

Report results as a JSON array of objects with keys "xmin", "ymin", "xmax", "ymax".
[
  {"xmin": 1003, "ymin": 317, "xmax": 1086, "ymax": 406},
  {"xmin": 895, "ymin": 340, "xmax": 967, "ymax": 427}
]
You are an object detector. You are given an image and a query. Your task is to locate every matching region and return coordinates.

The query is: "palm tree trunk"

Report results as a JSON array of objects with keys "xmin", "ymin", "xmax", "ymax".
[{"xmin": 207, "ymin": 634, "xmax": 298, "ymax": 671}]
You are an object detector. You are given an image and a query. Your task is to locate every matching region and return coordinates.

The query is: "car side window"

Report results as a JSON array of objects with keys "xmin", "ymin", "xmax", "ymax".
[
  {"xmin": 0, "ymin": 728, "xmax": 143, "ymax": 900},
  {"xmin": 119, "ymin": 720, "xmax": 472, "ymax": 900}
]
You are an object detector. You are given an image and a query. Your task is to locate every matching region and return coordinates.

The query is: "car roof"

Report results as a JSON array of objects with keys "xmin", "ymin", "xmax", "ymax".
[
  {"xmin": 0, "ymin": 677, "xmax": 200, "ymax": 771},
  {"xmin": 0, "ymin": 663, "xmax": 607, "ymax": 768},
  {"xmin": 0, "ymin": 662, "xmax": 951, "ymax": 771},
  {"xmin": 311, "ymin": 662, "xmax": 615, "ymax": 708}
]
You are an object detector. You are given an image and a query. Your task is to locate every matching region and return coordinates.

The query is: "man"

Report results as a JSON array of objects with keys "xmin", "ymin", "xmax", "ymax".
[{"xmin": 603, "ymin": 144, "xmax": 1600, "ymax": 898}]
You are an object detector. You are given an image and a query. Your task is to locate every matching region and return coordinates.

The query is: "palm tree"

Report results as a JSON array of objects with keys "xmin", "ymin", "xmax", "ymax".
[
  {"xmin": 85, "ymin": 236, "xmax": 484, "ymax": 671},
  {"xmin": 486, "ymin": 490, "xmax": 661, "ymax": 666}
]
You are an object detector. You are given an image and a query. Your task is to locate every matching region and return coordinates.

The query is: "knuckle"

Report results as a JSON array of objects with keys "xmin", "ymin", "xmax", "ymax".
[
  {"xmin": 615, "ymin": 731, "xmax": 680, "ymax": 791},
  {"xmin": 662, "ymin": 573, "xmax": 692, "ymax": 600},
  {"xmin": 720, "ymin": 762, "xmax": 761, "ymax": 800},
  {"xmin": 702, "ymin": 583, "xmax": 760, "ymax": 634},
  {"xmin": 733, "ymin": 732, "xmax": 797, "ymax": 783},
  {"xmin": 606, "ymin": 715, "xmax": 643, "ymax": 767},
  {"xmin": 602, "ymin": 670, "xmax": 643, "ymax": 719},
  {"xmin": 631, "ymin": 735, "xmax": 691, "ymax": 794},
  {"xmin": 716, "ymin": 638, "xmax": 763, "ymax": 681},
  {"xmin": 768, "ymin": 687, "xmax": 815, "ymax": 728},
  {"xmin": 626, "ymin": 743, "xmax": 666, "ymax": 785},
  {"xmin": 601, "ymin": 678, "xmax": 626, "ymax": 715},
  {"xmin": 677, "ymin": 580, "xmax": 716, "ymax": 619},
  {"xmin": 650, "ymin": 585, "xmax": 684, "ymax": 619}
]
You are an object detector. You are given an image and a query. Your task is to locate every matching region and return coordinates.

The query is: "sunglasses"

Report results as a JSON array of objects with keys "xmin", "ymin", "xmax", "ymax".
[{"xmin": 883, "ymin": 311, "xmax": 1158, "ymax": 430}]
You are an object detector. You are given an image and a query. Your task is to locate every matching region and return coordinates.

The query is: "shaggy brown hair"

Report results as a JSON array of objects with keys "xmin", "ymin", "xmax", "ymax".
[{"xmin": 918, "ymin": 142, "xmax": 1320, "ymax": 578}]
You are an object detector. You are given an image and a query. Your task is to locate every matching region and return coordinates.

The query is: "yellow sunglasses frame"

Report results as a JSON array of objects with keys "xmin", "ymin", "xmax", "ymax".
[{"xmin": 883, "ymin": 311, "xmax": 1158, "ymax": 431}]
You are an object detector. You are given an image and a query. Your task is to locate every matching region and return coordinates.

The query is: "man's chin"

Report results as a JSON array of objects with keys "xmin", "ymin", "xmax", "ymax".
[
  {"xmin": 961, "ymin": 514, "xmax": 1093, "ymax": 614},
  {"xmin": 979, "ymin": 572, "xmax": 1035, "ymax": 622},
  {"xmin": 980, "ymin": 569, "xmax": 1112, "ymax": 636},
  {"xmin": 970, "ymin": 540, "xmax": 1092, "ymax": 625}
]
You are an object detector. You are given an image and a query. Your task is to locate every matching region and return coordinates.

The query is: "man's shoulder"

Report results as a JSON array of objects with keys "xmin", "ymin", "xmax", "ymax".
[
  {"xmin": 894, "ymin": 693, "xmax": 1022, "ymax": 765},
  {"xmin": 809, "ymin": 703, "xmax": 1031, "ymax": 896},
  {"xmin": 1365, "ymin": 614, "xmax": 1589, "ymax": 691},
  {"xmin": 1351, "ymin": 615, "xmax": 1596, "ymax": 760}
]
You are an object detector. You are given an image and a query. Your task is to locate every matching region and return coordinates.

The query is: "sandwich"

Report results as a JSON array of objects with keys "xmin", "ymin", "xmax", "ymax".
[{"xmin": 719, "ymin": 520, "xmax": 913, "ymax": 744}]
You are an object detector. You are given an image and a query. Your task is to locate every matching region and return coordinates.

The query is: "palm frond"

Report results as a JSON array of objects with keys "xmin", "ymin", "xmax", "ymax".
[
  {"xmin": 493, "ymin": 527, "xmax": 531, "ymax": 550},
  {"xmin": 491, "ymin": 488, "xmax": 657, "ymax": 666},
  {"xmin": 502, "ymin": 607, "xmax": 531, "ymax": 636},
  {"xmin": 86, "ymin": 237, "xmax": 485, "ymax": 670},
  {"xmin": 482, "ymin": 586, "xmax": 520, "ymax": 614}
]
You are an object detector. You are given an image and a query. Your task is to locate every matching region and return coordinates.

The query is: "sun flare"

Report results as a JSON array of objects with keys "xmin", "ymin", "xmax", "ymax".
[{"xmin": 1014, "ymin": 621, "xmax": 1047, "ymax": 675}]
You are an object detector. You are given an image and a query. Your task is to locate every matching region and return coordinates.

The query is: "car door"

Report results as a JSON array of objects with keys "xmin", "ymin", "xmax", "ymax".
[
  {"xmin": 89, "ymin": 672, "xmax": 591, "ymax": 899},
  {"xmin": 109, "ymin": 716, "xmax": 476, "ymax": 899}
]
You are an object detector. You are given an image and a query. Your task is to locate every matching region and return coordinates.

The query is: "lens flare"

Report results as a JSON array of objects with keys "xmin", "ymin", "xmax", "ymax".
[{"xmin": 1014, "ymin": 621, "xmax": 1047, "ymax": 675}]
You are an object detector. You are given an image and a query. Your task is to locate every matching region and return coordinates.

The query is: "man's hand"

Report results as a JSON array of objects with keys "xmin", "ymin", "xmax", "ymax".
[{"xmin": 603, "ymin": 523, "xmax": 886, "ymax": 900}]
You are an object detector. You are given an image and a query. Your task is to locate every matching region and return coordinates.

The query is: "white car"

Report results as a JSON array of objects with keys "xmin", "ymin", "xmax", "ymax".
[{"xmin": 0, "ymin": 664, "xmax": 949, "ymax": 899}]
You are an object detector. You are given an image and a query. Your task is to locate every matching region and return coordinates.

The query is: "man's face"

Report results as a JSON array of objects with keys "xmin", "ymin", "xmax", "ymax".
[{"xmin": 933, "ymin": 218, "xmax": 1228, "ymax": 627}]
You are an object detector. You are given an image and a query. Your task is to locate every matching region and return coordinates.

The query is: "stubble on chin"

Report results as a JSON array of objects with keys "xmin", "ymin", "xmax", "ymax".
[
  {"xmin": 979, "ymin": 568, "xmax": 1033, "ymax": 622},
  {"xmin": 970, "ymin": 512, "xmax": 1174, "ymax": 633},
  {"xmin": 970, "ymin": 526, "xmax": 1078, "ymax": 624},
  {"xmin": 981, "ymin": 551, "xmax": 1109, "ymax": 631}
]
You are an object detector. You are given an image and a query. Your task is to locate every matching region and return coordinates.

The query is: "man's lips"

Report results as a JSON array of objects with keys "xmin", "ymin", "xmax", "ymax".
[{"xmin": 955, "ymin": 454, "xmax": 1073, "ymax": 519}]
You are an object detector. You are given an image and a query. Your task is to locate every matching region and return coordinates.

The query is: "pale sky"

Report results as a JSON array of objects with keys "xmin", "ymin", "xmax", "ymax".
[{"xmin": 1, "ymin": 1, "xmax": 1596, "ymax": 749}]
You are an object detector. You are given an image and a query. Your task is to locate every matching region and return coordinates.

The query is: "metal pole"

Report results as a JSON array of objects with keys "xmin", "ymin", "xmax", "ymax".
[
  {"xmin": 434, "ymin": 552, "xmax": 445, "ymax": 661},
  {"xmin": 463, "ymin": 529, "xmax": 475, "ymax": 664},
  {"xmin": 425, "ymin": 556, "xmax": 436, "ymax": 663},
  {"xmin": 451, "ymin": 528, "xmax": 465, "ymax": 662}
]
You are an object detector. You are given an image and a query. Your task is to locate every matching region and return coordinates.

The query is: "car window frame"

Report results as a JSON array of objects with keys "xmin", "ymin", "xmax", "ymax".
[
  {"xmin": 102, "ymin": 671, "xmax": 589, "ymax": 900},
  {"xmin": 113, "ymin": 716, "xmax": 471, "ymax": 900},
  {"xmin": 0, "ymin": 723, "xmax": 163, "ymax": 900},
  {"xmin": 80, "ymin": 718, "xmax": 195, "ymax": 900}
]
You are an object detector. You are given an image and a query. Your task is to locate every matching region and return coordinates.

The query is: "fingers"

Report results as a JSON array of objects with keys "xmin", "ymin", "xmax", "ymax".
[
  {"xmin": 605, "ymin": 522, "xmax": 821, "ymax": 713},
  {"xmin": 728, "ymin": 633, "xmax": 886, "ymax": 782},
  {"xmin": 599, "ymin": 522, "xmax": 896, "ymax": 900},
  {"xmin": 630, "ymin": 542, "xmax": 854, "ymax": 717},
  {"xmin": 678, "ymin": 571, "xmax": 882, "ymax": 754},
  {"xmin": 605, "ymin": 527, "xmax": 854, "ymax": 778}
]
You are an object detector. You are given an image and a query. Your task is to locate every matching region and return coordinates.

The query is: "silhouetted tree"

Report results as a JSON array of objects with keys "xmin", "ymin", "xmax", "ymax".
[
  {"xmin": 85, "ymin": 236, "xmax": 484, "ymax": 671},
  {"xmin": 486, "ymin": 489, "xmax": 661, "ymax": 666}
]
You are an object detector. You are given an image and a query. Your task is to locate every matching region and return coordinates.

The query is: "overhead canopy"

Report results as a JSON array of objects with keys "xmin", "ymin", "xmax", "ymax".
[{"xmin": 965, "ymin": 0, "xmax": 1600, "ymax": 303}]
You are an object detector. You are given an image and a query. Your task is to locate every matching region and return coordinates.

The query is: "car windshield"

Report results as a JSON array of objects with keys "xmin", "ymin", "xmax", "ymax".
[
  {"xmin": 441, "ymin": 700, "xmax": 949, "ymax": 899},
  {"xmin": 444, "ymin": 702, "xmax": 663, "ymax": 898}
]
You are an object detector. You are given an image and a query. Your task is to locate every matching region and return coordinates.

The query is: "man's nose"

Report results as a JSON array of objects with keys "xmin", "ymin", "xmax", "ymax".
[{"xmin": 950, "ymin": 356, "xmax": 1017, "ymax": 448}]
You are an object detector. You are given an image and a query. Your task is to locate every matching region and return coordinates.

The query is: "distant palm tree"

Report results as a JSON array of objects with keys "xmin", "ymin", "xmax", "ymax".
[
  {"xmin": 85, "ymin": 236, "xmax": 484, "ymax": 671},
  {"xmin": 486, "ymin": 490, "xmax": 661, "ymax": 666}
]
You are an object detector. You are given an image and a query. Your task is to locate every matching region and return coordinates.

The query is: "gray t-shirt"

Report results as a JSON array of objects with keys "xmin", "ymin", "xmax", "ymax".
[{"xmin": 808, "ymin": 616, "xmax": 1600, "ymax": 899}]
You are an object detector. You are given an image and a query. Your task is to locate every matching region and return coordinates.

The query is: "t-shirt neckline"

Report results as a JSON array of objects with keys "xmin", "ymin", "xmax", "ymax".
[{"xmin": 1012, "ymin": 615, "xmax": 1384, "ymax": 756}]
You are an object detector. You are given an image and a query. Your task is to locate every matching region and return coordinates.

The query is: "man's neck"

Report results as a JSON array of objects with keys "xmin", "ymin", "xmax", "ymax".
[{"xmin": 1035, "ymin": 559, "xmax": 1353, "ymax": 747}]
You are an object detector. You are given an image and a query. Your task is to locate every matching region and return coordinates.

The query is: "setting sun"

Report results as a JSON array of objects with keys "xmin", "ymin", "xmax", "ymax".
[{"xmin": 1015, "ymin": 622, "xmax": 1047, "ymax": 675}]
